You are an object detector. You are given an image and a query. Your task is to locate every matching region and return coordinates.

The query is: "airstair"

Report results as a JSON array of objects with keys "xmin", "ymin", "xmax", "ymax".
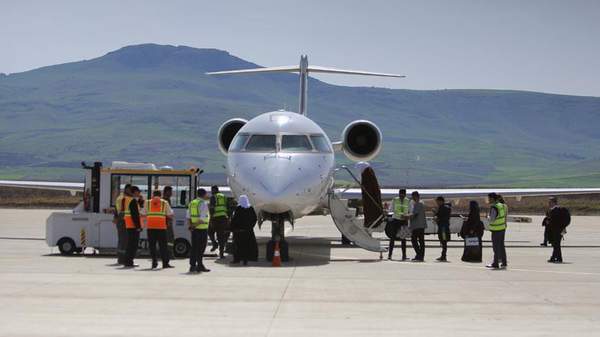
[{"xmin": 328, "ymin": 166, "xmax": 387, "ymax": 253}]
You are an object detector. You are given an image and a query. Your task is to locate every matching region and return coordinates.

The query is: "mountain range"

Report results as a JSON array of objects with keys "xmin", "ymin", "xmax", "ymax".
[{"xmin": 1, "ymin": 43, "xmax": 599, "ymax": 187}]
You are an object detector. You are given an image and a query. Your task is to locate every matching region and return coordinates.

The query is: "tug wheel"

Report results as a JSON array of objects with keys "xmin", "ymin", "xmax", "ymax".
[
  {"xmin": 57, "ymin": 237, "xmax": 76, "ymax": 255},
  {"xmin": 173, "ymin": 239, "xmax": 190, "ymax": 258}
]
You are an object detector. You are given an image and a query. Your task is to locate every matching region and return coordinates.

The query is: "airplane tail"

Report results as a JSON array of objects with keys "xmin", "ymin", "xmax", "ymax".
[{"xmin": 206, "ymin": 55, "xmax": 405, "ymax": 116}]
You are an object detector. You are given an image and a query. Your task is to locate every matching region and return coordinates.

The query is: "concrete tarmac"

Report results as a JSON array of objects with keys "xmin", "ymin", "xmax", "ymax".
[{"xmin": 0, "ymin": 208, "xmax": 599, "ymax": 336}]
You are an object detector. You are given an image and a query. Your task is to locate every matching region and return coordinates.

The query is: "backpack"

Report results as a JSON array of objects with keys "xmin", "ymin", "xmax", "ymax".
[{"xmin": 559, "ymin": 207, "xmax": 571, "ymax": 227}]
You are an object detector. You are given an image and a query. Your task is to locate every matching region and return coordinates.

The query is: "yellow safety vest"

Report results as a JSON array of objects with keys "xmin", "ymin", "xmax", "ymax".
[
  {"xmin": 213, "ymin": 193, "xmax": 228, "ymax": 218},
  {"xmin": 115, "ymin": 193, "xmax": 124, "ymax": 213},
  {"xmin": 392, "ymin": 197, "xmax": 410, "ymax": 219},
  {"xmin": 489, "ymin": 202, "xmax": 507, "ymax": 231},
  {"xmin": 189, "ymin": 198, "xmax": 209, "ymax": 229}
]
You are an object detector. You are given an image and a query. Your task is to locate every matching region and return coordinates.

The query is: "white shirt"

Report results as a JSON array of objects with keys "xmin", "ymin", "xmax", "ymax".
[{"xmin": 186, "ymin": 199, "xmax": 209, "ymax": 222}]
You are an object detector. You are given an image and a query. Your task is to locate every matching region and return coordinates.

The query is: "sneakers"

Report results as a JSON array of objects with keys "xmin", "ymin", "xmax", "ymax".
[
  {"xmin": 486, "ymin": 264, "xmax": 499, "ymax": 269},
  {"xmin": 435, "ymin": 256, "xmax": 447, "ymax": 262},
  {"xmin": 189, "ymin": 266, "xmax": 197, "ymax": 273},
  {"xmin": 162, "ymin": 264, "xmax": 174, "ymax": 269},
  {"xmin": 411, "ymin": 257, "xmax": 424, "ymax": 262},
  {"xmin": 540, "ymin": 243, "xmax": 548, "ymax": 247}
]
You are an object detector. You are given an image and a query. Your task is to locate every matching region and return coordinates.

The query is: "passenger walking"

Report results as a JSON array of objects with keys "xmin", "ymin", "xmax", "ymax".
[
  {"xmin": 187, "ymin": 188, "xmax": 211, "ymax": 273},
  {"xmin": 144, "ymin": 190, "xmax": 174, "ymax": 269},
  {"xmin": 162, "ymin": 186, "xmax": 175, "ymax": 258},
  {"xmin": 486, "ymin": 193, "xmax": 508, "ymax": 269},
  {"xmin": 387, "ymin": 189, "xmax": 409, "ymax": 261},
  {"xmin": 209, "ymin": 185, "xmax": 230, "ymax": 259},
  {"xmin": 123, "ymin": 186, "xmax": 142, "ymax": 268},
  {"xmin": 113, "ymin": 184, "xmax": 131, "ymax": 265},
  {"xmin": 409, "ymin": 191, "xmax": 426, "ymax": 262},
  {"xmin": 230, "ymin": 195, "xmax": 258, "ymax": 265},
  {"xmin": 434, "ymin": 196, "xmax": 451, "ymax": 262},
  {"xmin": 460, "ymin": 201, "xmax": 484, "ymax": 262},
  {"xmin": 547, "ymin": 197, "xmax": 570, "ymax": 263}
]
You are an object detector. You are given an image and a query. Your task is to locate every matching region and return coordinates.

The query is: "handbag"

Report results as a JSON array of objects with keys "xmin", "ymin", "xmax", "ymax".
[
  {"xmin": 397, "ymin": 224, "xmax": 411, "ymax": 239},
  {"xmin": 465, "ymin": 236, "xmax": 479, "ymax": 247}
]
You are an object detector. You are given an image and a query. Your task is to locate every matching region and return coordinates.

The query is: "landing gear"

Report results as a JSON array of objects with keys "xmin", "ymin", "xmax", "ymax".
[{"xmin": 265, "ymin": 215, "xmax": 290, "ymax": 262}]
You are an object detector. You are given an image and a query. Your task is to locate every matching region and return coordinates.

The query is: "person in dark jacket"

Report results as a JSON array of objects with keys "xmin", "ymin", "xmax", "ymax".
[
  {"xmin": 230, "ymin": 195, "xmax": 258, "ymax": 265},
  {"xmin": 434, "ymin": 196, "xmax": 451, "ymax": 262},
  {"xmin": 124, "ymin": 186, "xmax": 142, "ymax": 268},
  {"xmin": 547, "ymin": 197, "xmax": 566, "ymax": 263},
  {"xmin": 460, "ymin": 201, "xmax": 484, "ymax": 262}
]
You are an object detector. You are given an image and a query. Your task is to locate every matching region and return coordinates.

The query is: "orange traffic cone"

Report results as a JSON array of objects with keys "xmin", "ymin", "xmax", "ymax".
[{"xmin": 272, "ymin": 241, "xmax": 281, "ymax": 267}]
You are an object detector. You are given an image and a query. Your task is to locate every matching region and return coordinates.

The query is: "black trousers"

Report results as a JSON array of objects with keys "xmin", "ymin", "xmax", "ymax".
[
  {"xmin": 211, "ymin": 216, "xmax": 230, "ymax": 256},
  {"xmin": 388, "ymin": 219, "xmax": 407, "ymax": 259},
  {"xmin": 411, "ymin": 228, "xmax": 425, "ymax": 259},
  {"xmin": 438, "ymin": 225, "xmax": 450, "ymax": 258},
  {"xmin": 208, "ymin": 225, "xmax": 217, "ymax": 246},
  {"xmin": 116, "ymin": 218, "xmax": 127, "ymax": 264},
  {"xmin": 189, "ymin": 229, "xmax": 208, "ymax": 268},
  {"xmin": 148, "ymin": 229, "xmax": 169, "ymax": 266},
  {"xmin": 491, "ymin": 230, "xmax": 507, "ymax": 266},
  {"xmin": 550, "ymin": 230, "xmax": 563, "ymax": 261},
  {"xmin": 125, "ymin": 228, "xmax": 140, "ymax": 266}
]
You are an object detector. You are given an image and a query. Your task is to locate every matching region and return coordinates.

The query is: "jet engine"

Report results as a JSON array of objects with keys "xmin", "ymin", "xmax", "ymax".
[
  {"xmin": 218, "ymin": 118, "xmax": 247, "ymax": 154},
  {"xmin": 340, "ymin": 120, "xmax": 382, "ymax": 161}
]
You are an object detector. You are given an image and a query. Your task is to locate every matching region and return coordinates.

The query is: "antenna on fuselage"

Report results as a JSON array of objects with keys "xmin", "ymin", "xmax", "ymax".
[{"xmin": 206, "ymin": 56, "xmax": 405, "ymax": 116}]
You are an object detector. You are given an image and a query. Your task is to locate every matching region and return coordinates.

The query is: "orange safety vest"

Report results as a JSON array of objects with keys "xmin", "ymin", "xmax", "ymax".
[
  {"xmin": 145, "ymin": 197, "xmax": 168, "ymax": 229},
  {"xmin": 123, "ymin": 196, "xmax": 139, "ymax": 229}
]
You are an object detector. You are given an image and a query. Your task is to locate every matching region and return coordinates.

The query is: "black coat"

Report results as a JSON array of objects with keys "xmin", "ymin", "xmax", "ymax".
[
  {"xmin": 230, "ymin": 206, "xmax": 258, "ymax": 262},
  {"xmin": 548, "ymin": 207, "xmax": 564, "ymax": 237},
  {"xmin": 460, "ymin": 216, "xmax": 484, "ymax": 238}
]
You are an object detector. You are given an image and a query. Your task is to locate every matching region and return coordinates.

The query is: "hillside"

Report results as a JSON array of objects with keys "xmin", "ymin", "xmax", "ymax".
[{"xmin": 1, "ymin": 43, "xmax": 599, "ymax": 187}]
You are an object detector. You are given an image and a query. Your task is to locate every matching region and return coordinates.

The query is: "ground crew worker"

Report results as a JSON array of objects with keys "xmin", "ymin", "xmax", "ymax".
[
  {"xmin": 209, "ymin": 185, "xmax": 230, "ymax": 259},
  {"xmin": 114, "ymin": 184, "xmax": 131, "ymax": 265},
  {"xmin": 162, "ymin": 186, "xmax": 175, "ymax": 258},
  {"xmin": 144, "ymin": 190, "xmax": 174, "ymax": 269},
  {"xmin": 187, "ymin": 188, "xmax": 211, "ymax": 273},
  {"xmin": 434, "ymin": 196, "xmax": 451, "ymax": 262},
  {"xmin": 486, "ymin": 193, "xmax": 508, "ymax": 269},
  {"xmin": 123, "ymin": 186, "xmax": 142, "ymax": 268},
  {"xmin": 387, "ymin": 189, "xmax": 409, "ymax": 260}
]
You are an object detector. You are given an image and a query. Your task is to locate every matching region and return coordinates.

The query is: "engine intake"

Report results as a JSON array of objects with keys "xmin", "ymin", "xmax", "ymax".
[
  {"xmin": 218, "ymin": 118, "xmax": 247, "ymax": 154},
  {"xmin": 340, "ymin": 120, "xmax": 382, "ymax": 161}
]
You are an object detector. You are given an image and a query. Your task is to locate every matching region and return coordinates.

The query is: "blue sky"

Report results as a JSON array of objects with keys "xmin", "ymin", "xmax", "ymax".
[{"xmin": 2, "ymin": 0, "xmax": 599, "ymax": 96}]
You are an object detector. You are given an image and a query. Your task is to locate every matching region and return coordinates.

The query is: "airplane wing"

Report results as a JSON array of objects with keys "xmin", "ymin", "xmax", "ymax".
[
  {"xmin": 337, "ymin": 187, "xmax": 600, "ymax": 200},
  {"xmin": 0, "ymin": 180, "xmax": 84, "ymax": 192}
]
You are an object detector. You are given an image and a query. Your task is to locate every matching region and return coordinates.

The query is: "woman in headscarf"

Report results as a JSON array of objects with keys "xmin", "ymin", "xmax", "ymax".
[
  {"xmin": 460, "ymin": 200, "xmax": 485, "ymax": 262},
  {"xmin": 230, "ymin": 195, "xmax": 258, "ymax": 265}
]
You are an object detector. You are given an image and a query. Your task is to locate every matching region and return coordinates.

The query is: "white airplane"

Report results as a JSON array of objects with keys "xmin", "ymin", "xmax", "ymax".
[{"xmin": 2, "ymin": 55, "xmax": 600, "ymax": 260}]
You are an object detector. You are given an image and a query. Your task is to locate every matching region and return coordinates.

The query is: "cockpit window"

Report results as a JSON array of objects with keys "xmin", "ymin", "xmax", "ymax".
[
  {"xmin": 281, "ymin": 135, "xmax": 313, "ymax": 151},
  {"xmin": 245, "ymin": 135, "xmax": 277, "ymax": 151},
  {"xmin": 310, "ymin": 135, "xmax": 332, "ymax": 152},
  {"xmin": 229, "ymin": 134, "xmax": 249, "ymax": 151}
]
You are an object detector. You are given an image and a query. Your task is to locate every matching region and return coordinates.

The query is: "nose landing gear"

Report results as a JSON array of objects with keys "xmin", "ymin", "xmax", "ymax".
[{"xmin": 265, "ymin": 214, "xmax": 290, "ymax": 262}]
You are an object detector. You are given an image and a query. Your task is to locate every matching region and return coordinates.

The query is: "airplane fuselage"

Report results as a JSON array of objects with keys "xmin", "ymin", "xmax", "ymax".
[{"xmin": 226, "ymin": 110, "xmax": 335, "ymax": 220}]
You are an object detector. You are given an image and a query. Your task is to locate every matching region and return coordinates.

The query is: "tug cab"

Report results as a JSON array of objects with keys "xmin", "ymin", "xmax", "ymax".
[{"xmin": 46, "ymin": 161, "xmax": 202, "ymax": 257}]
